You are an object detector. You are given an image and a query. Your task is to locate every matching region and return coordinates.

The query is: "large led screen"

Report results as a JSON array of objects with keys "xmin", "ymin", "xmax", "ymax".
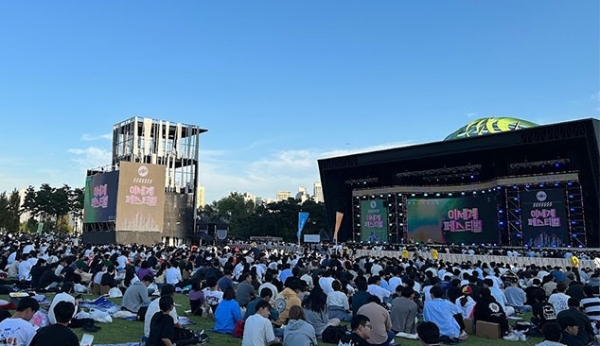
[
  {"xmin": 83, "ymin": 171, "xmax": 119, "ymax": 223},
  {"xmin": 116, "ymin": 162, "xmax": 166, "ymax": 232},
  {"xmin": 520, "ymin": 189, "xmax": 568, "ymax": 247},
  {"xmin": 407, "ymin": 195, "xmax": 498, "ymax": 243},
  {"xmin": 360, "ymin": 199, "xmax": 388, "ymax": 242}
]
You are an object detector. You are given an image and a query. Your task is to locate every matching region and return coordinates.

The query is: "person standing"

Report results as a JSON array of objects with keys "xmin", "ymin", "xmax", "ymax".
[{"xmin": 30, "ymin": 301, "xmax": 79, "ymax": 346}]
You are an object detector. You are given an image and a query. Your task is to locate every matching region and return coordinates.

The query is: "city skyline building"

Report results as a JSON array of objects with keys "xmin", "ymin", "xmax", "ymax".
[
  {"xmin": 313, "ymin": 182, "xmax": 324, "ymax": 203},
  {"xmin": 276, "ymin": 191, "xmax": 291, "ymax": 201}
]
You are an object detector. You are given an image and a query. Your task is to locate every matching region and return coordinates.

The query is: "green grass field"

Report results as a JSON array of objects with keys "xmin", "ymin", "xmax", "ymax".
[{"xmin": 12, "ymin": 292, "xmax": 544, "ymax": 346}]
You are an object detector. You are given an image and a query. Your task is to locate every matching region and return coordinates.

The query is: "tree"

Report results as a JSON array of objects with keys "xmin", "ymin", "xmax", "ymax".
[
  {"xmin": 52, "ymin": 184, "xmax": 72, "ymax": 219},
  {"xmin": 6, "ymin": 189, "xmax": 21, "ymax": 232},
  {"xmin": 21, "ymin": 186, "xmax": 38, "ymax": 217},
  {"xmin": 0, "ymin": 192, "xmax": 8, "ymax": 231}
]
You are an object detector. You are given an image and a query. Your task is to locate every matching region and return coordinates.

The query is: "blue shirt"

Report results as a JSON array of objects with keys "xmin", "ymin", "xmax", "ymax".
[
  {"xmin": 213, "ymin": 299, "xmax": 242, "ymax": 334},
  {"xmin": 423, "ymin": 298, "xmax": 461, "ymax": 338},
  {"xmin": 380, "ymin": 279, "xmax": 390, "ymax": 291},
  {"xmin": 279, "ymin": 269, "xmax": 293, "ymax": 284}
]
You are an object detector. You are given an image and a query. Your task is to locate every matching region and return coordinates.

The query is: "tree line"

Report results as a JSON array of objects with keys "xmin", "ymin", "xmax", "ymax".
[
  {"xmin": 0, "ymin": 184, "xmax": 84, "ymax": 234},
  {"xmin": 197, "ymin": 192, "xmax": 328, "ymax": 242},
  {"xmin": 0, "ymin": 186, "xmax": 327, "ymax": 241}
]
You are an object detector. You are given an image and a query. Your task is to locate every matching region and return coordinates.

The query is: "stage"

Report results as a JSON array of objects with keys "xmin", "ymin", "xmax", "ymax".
[{"xmin": 318, "ymin": 118, "xmax": 600, "ymax": 247}]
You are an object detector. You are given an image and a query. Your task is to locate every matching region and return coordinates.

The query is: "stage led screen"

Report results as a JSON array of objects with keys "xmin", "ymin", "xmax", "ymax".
[
  {"xmin": 360, "ymin": 199, "xmax": 388, "ymax": 242},
  {"xmin": 116, "ymin": 162, "xmax": 166, "ymax": 233},
  {"xmin": 83, "ymin": 171, "xmax": 119, "ymax": 223},
  {"xmin": 407, "ymin": 195, "xmax": 498, "ymax": 243},
  {"xmin": 520, "ymin": 189, "xmax": 568, "ymax": 247}
]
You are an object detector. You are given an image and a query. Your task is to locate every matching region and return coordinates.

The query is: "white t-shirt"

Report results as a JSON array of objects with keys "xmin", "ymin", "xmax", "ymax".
[
  {"xmin": 48, "ymin": 293, "xmax": 76, "ymax": 324},
  {"xmin": 165, "ymin": 267, "xmax": 182, "ymax": 285},
  {"xmin": 549, "ymin": 292, "xmax": 570, "ymax": 314},
  {"xmin": 204, "ymin": 289, "xmax": 223, "ymax": 309},
  {"xmin": 18, "ymin": 261, "xmax": 32, "ymax": 281},
  {"xmin": 0, "ymin": 317, "xmax": 36, "ymax": 346},
  {"xmin": 326, "ymin": 291, "xmax": 349, "ymax": 310},
  {"xmin": 144, "ymin": 297, "xmax": 178, "ymax": 337},
  {"xmin": 242, "ymin": 313, "xmax": 275, "ymax": 346}
]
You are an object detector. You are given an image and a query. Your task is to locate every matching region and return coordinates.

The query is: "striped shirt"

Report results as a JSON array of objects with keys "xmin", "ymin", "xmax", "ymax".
[{"xmin": 580, "ymin": 296, "xmax": 600, "ymax": 321}]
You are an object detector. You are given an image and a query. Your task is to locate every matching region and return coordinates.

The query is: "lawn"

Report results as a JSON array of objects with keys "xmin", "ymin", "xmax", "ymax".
[{"xmin": 9, "ymin": 292, "xmax": 544, "ymax": 346}]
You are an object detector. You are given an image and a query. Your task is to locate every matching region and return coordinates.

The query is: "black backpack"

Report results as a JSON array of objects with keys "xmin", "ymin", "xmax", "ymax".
[{"xmin": 321, "ymin": 325, "xmax": 349, "ymax": 344}]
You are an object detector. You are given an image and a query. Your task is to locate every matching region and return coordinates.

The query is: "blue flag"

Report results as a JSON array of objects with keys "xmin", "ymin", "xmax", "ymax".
[{"xmin": 297, "ymin": 212, "xmax": 309, "ymax": 238}]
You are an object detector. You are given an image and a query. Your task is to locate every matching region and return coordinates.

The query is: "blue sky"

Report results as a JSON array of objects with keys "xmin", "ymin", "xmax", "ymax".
[{"xmin": 0, "ymin": 1, "xmax": 598, "ymax": 203}]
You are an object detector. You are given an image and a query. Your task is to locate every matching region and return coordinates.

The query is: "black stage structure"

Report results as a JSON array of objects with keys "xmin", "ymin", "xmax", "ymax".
[{"xmin": 318, "ymin": 118, "xmax": 600, "ymax": 247}]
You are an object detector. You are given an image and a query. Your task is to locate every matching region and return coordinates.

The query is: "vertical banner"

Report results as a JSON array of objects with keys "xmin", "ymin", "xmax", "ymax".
[
  {"xmin": 37, "ymin": 222, "xmax": 44, "ymax": 235},
  {"xmin": 116, "ymin": 162, "xmax": 166, "ymax": 232},
  {"xmin": 83, "ymin": 171, "xmax": 119, "ymax": 223},
  {"xmin": 360, "ymin": 200, "xmax": 388, "ymax": 242},
  {"xmin": 520, "ymin": 189, "xmax": 568, "ymax": 247},
  {"xmin": 333, "ymin": 212, "xmax": 344, "ymax": 243},
  {"xmin": 297, "ymin": 212, "xmax": 309, "ymax": 240}
]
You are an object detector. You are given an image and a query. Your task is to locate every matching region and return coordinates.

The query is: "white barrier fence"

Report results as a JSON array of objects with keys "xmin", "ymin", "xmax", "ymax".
[{"xmin": 354, "ymin": 249, "xmax": 599, "ymax": 269}]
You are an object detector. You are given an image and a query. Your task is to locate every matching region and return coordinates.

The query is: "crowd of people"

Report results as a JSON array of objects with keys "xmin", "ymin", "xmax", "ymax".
[{"xmin": 0, "ymin": 234, "xmax": 598, "ymax": 346}]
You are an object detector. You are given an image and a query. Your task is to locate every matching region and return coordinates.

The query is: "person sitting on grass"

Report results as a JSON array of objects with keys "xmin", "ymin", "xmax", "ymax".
[
  {"xmin": 244, "ymin": 288, "xmax": 279, "ymax": 322},
  {"xmin": 144, "ymin": 284, "xmax": 200, "ymax": 345},
  {"xmin": 0, "ymin": 297, "xmax": 39, "ymax": 346},
  {"xmin": 188, "ymin": 279, "xmax": 206, "ymax": 316},
  {"xmin": 535, "ymin": 322, "xmax": 565, "ymax": 346},
  {"xmin": 243, "ymin": 300, "xmax": 282, "ymax": 346},
  {"xmin": 213, "ymin": 287, "xmax": 243, "ymax": 334},
  {"xmin": 558, "ymin": 316, "xmax": 584, "ymax": 346},
  {"xmin": 30, "ymin": 301, "xmax": 79, "ymax": 346},
  {"xmin": 303, "ymin": 284, "xmax": 341, "ymax": 338},
  {"xmin": 423, "ymin": 286, "xmax": 464, "ymax": 342},
  {"xmin": 349, "ymin": 314, "xmax": 373, "ymax": 346},
  {"xmin": 121, "ymin": 275, "xmax": 153, "ymax": 314},
  {"xmin": 283, "ymin": 305, "xmax": 317, "ymax": 346},
  {"xmin": 147, "ymin": 295, "xmax": 204, "ymax": 346}
]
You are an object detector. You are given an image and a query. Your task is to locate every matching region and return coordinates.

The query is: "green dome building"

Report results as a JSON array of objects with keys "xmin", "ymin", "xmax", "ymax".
[{"xmin": 445, "ymin": 117, "xmax": 538, "ymax": 141}]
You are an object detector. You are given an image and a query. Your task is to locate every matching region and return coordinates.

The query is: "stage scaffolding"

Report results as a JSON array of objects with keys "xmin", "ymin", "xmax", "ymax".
[{"xmin": 352, "ymin": 172, "xmax": 586, "ymax": 246}]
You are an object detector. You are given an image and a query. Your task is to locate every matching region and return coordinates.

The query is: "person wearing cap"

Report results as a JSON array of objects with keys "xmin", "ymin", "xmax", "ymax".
[
  {"xmin": 122, "ymin": 275, "xmax": 153, "ymax": 314},
  {"xmin": 391, "ymin": 285, "xmax": 418, "ymax": 339},
  {"xmin": 455, "ymin": 286, "xmax": 476, "ymax": 319},
  {"xmin": 558, "ymin": 316, "xmax": 584, "ymax": 346}
]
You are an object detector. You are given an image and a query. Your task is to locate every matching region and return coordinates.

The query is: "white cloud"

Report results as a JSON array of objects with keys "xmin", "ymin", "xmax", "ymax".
[
  {"xmin": 81, "ymin": 133, "xmax": 112, "ymax": 141},
  {"xmin": 68, "ymin": 146, "xmax": 112, "ymax": 169},
  {"xmin": 466, "ymin": 112, "xmax": 478, "ymax": 118},
  {"xmin": 199, "ymin": 141, "xmax": 415, "ymax": 203}
]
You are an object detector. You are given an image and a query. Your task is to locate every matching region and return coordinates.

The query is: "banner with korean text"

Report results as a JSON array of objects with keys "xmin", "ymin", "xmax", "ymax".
[
  {"xmin": 406, "ymin": 196, "xmax": 498, "ymax": 243},
  {"xmin": 360, "ymin": 200, "xmax": 388, "ymax": 242},
  {"xmin": 520, "ymin": 189, "xmax": 568, "ymax": 247},
  {"xmin": 83, "ymin": 171, "xmax": 119, "ymax": 223},
  {"xmin": 116, "ymin": 162, "xmax": 166, "ymax": 232}
]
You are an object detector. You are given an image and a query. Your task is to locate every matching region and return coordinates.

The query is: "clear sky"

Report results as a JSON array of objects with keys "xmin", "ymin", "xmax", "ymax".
[{"xmin": 0, "ymin": 1, "xmax": 598, "ymax": 203}]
